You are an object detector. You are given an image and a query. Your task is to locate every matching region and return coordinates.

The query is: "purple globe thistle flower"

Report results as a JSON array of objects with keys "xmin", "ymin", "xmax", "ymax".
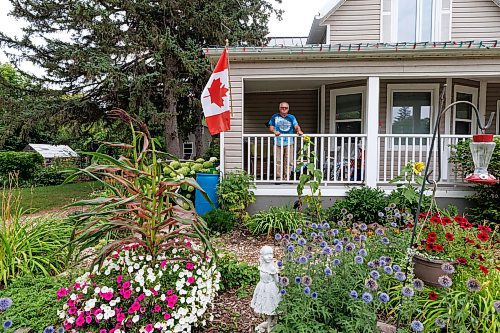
[
  {"xmin": 395, "ymin": 272, "xmax": 407, "ymax": 281},
  {"xmin": 333, "ymin": 238, "xmax": 340, "ymax": 245},
  {"xmin": 337, "ymin": 220, "xmax": 344, "ymax": 226},
  {"xmin": 410, "ymin": 320, "xmax": 424, "ymax": 332},
  {"xmin": 277, "ymin": 260, "xmax": 283, "ymax": 268},
  {"xmin": 297, "ymin": 256, "xmax": 308, "ymax": 264},
  {"xmin": 378, "ymin": 211, "xmax": 384, "ymax": 217},
  {"xmin": 3, "ymin": 320, "xmax": 13, "ymax": 329},
  {"xmin": 298, "ymin": 238, "xmax": 307, "ymax": 246},
  {"xmin": 435, "ymin": 318, "xmax": 446, "ymax": 328},
  {"xmin": 296, "ymin": 228, "xmax": 303, "ymax": 234},
  {"xmin": 390, "ymin": 202, "xmax": 397, "ymax": 208},
  {"xmin": 284, "ymin": 234, "xmax": 290, "ymax": 240},
  {"xmin": 332, "ymin": 229, "xmax": 339, "ymax": 236},
  {"xmin": 358, "ymin": 248, "xmax": 367, "ymax": 257},
  {"xmin": 441, "ymin": 263, "xmax": 455, "ymax": 274},
  {"xmin": 438, "ymin": 276, "xmax": 453, "ymax": 288},
  {"xmin": 324, "ymin": 267, "xmax": 333, "ymax": 276},
  {"xmin": 347, "ymin": 213, "xmax": 354, "ymax": 219},
  {"xmin": 370, "ymin": 270, "xmax": 380, "ymax": 280},
  {"xmin": 402, "ymin": 286, "xmax": 414, "ymax": 297},
  {"xmin": 320, "ymin": 241, "xmax": 327, "ymax": 248},
  {"xmin": 493, "ymin": 301, "xmax": 500, "ymax": 313},
  {"xmin": 57, "ymin": 327, "xmax": 65, "ymax": 333},
  {"xmin": 318, "ymin": 232, "xmax": 325, "ymax": 237},
  {"xmin": 306, "ymin": 245, "xmax": 314, "ymax": 252},
  {"xmin": 373, "ymin": 259, "xmax": 381, "ymax": 268},
  {"xmin": 341, "ymin": 208, "xmax": 348, "ymax": 214},
  {"xmin": 307, "ymin": 253, "xmax": 313, "ymax": 259},
  {"xmin": 350, "ymin": 290, "xmax": 358, "ymax": 299},
  {"xmin": 395, "ymin": 213, "xmax": 401, "ymax": 219},
  {"xmin": 294, "ymin": 276, "xmax": 302, "ymax": 284},
  {"xmin": 375, "ymin": 228, "xmax": 384, "ymax": 236},
  {"xmin": 304, "ymin": 287, "xmax": 311, "ymax": 295},
  {"xmin": 322, "ymin": 247, "xmax": 332, "ymax": 256},
  {"xmin": 367, "ymin": 261, "xmax": 375, "ymax": 269},
  {"xmin": 287, "ymin": 245, "xmax": 295, "ymax": 253},
  {"xmin": 379, "ymin": 292, "xmax": 390, "ymax": 303},
  {"xmin": 279, "ymin": 289, "xmax": 286, "ymax": 295},
  {"xmin": 311, "ymin": 292, "xmax": 318, "ymax": 299},
  {"xmin": 333, "ymin": 258, "xmax": 341, "ymax": 266},
  {"xmin": 381, "ymin": 237, "xmax": 390, "ymax": 245},
  {"xmin": 354, "ymin": 256, "xmax": 364, "ymax": 264},
  {"xmin": 384, "ymin": 266, "xmax": 393, "ymax": 275},
  {"xmin": 44, "ymin": 326, "xmax": 55, "ymax": 333},
  {"xmin": 362, "ymin": 292, "xmax": 373, "ymax": 303},
  {"xmin": 345, "ymin": 243, "xmax": 356, "ymax": 252},
  {"xmin": 302, "ymin": 276, "xmax": 312, "ymax": 286},
  {"xmin": 384, "ymin": 257, "xmax": 393, "ymax": 265},
  {"xmin": 334, "ymin": 244, "xmax": 343, "ymax": 253},
  {"xmin": 274, "ymin": 233, "xmax": 282, "ymax": 241},
  {"xmin": 393, "ymin": 264, "xmax": 402, "ymax": 272},
  {"xmin": 311, "ymin": 223, "xmax": 318, "ymax": 229},
  {"xmin": 379, "ymin": 257, "xmax": 387, "ymax": 266},
  {"xmin": 352, "ymin": 222, "xmax": 359, "ymax": 229},
  {"xmin": 310, "ymin": 232, "xmax": 318, "ymax": 238},
  {"xmin": 342, "ymin": 237, "xmax": 349, "ymax": 242},
  {"xmin": 359, "ymin": 223, "xmax": 367, "ymax": 231},
  {"xmin": 365, "ymin": 278, "xmax": 379, "ymax": 291},
  {"xmin": 291, "ymin": 233, "xmax": 298, "ymax": 240},
  {"xmin": 0, "ymin": 298, "xmax": 12, "ymax": 311},
  {"xmin": 412, "ymin": 279, "xmax": 424, "ymax": 291},
  {"xmin": 466, "ymin": 278, "xmax": 482, "ymax": 292},
  {"xmin": 360, "ymin": 235, "xmax": 367, "ymax": 241},
  {"xmin": 323, "ymin": 222, "xmax": 330, "ymax": 229},
  {"xmin": 353, "ymin": 235, "xmax": 361, "ymax": 242},
  {"xmin": 280, "ymin": 276, "xmax": 290, "ymax": 287},
  {"xmin": 390, "ymin": 222, "xmax": 397, "ymax": 228},
  {"xmin": 385, "ymin": 206, "xmax": 391, "ymax": 211}
]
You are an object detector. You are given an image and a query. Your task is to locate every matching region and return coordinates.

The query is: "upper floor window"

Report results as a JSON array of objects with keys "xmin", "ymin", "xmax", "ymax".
[{"xmin": 382, "ymin": 0, "xmax": 451, "ymax": 43}]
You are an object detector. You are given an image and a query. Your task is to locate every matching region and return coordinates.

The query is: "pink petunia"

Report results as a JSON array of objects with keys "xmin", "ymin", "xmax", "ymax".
[
  {"xmin": 153, "ymin": 304, "xmax": 161, "ymax": 312},
  {"xmin": 122, "ymin": 281, "xmax": 131, "ymax": 289},
  {"xmin": 163, "ymin": 313, "xmax": 171, "ymax": 320},
  {"xmin": 116, "ymin": 312, "xmax": 125, "ymax": 322},
  {"xmin": 187, "ymin": 277, "xmax": 195, "ymax": 284},
  {"xmin": 75, "ymin": 315, "xmax": 85, "ymax": 327},
  {"xmin": 138, "ymin": 293, "xmax": 145, "ymax": 301},
  {"xmin": 123, "ymin": 290, "xmax": 132, "ymax": 299},
  {"xmin": 63, "ymin": 321, "xmax": 73, "ymax": 330},
  {"xmin": 166, "ymin": 289, "xmax": 174, "ymax": 296},
  {"xmin": 100, "ymin": 329, "xmax": 107, "ymax": 333},
  {"xmin": 85, "ymin": 315, "xmax": 92, "ymax": 324},
  {"xmin": 145, "ymin": 324, "xmax": 154, "ymax": 332},
  {"xmin": 57, "ymin": 288, "xmax": 68, "ymax": 299},
  {"xmin": 186, "ymin": 241, "xmax": 192, "ymax": 247},
  {"xmin": 161, "ymin": 260, "xmax": 167, "ymax": 269},
  {"xmin": 186, "ymin": 262, "xmax": 194, "ymax": 270},
  {"xmin": 116, "ymin": 275, "xmax": 123, "ymax": 284}
]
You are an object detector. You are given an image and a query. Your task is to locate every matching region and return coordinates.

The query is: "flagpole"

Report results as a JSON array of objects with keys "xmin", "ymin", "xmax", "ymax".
[
  {"xmin": 218, "ymin": 39, "xmax": 231, "ymax": 178},
  {"xmin": 225, "ymin": 39, "xmax": 234, "ymax": 118}
]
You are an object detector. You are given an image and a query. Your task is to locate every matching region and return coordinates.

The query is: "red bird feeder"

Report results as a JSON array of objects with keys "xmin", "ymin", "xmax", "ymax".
[{"xmin": 465, "ymin": 134, "xmax": 498, "ymax": 184}]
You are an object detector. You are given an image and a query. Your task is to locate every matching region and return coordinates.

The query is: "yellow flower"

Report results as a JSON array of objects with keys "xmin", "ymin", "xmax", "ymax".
[
  {"xmin": 413, "ymin": 161, "xmax": 425, "ymax": 174},
  {"xmin": 304, "ymin": 135, "xmax": 311, "ymax": 143}
]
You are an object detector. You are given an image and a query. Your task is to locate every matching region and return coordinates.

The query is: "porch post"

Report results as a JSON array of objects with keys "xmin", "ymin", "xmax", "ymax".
[{"xmin": 365, "ymin": 77, "xmax": 380, "ymax": 187}]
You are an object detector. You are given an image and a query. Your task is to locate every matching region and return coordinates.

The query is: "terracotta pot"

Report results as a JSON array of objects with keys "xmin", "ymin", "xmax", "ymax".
[{"xmin": 412, "ymin": 254, "xmax": 453, "ymax": 287}]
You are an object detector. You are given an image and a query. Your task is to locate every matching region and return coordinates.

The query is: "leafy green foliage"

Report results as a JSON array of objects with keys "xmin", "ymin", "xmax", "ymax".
[
  {"xmin": 248, "ymin": 206, "xmax": 302, "ymax": 236},
  {"xmin": 216, "ymin": 252, "xmax": 258, "ymax": 291},
  {"xmin": 449, "ymin": 138, "xmax": 500, "ymax": 223},
  {"xmin": 0, "ymin": 274, "xmax": 77, "ymax": 332},
  {"xmin": 32, "ymin": 166, "xmax": 67, "ymax": 186},
  {"xmin": 66, "ymin": 109, "xmax": 212, "ymax": 267},
  {"xmin": 0, "ymin": 152, "xmax": 43, "ymax": 184},
  {"xmin": 326, "ymin": 187, "xmax": 387, "ymax": 224},
  {"xmin": 202, "ymin": 208, "xmax": 237, "ymax": 234},
  {"xmin": 217, "ymin": 171, "xmax": 255, "ymax": 223},
  {"xmin": 388, "ymin": 161, "xmax": 430, "ymax": 214}
]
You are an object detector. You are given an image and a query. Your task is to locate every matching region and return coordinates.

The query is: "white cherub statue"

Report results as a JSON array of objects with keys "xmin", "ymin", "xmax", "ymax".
[{"xmin": 251, "ymin": 245, "xmax": 281, "ymax": 332}]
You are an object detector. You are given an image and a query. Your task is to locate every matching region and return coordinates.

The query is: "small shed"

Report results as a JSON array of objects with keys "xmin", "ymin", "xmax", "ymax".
[{"xmin": 23, "ymin": 144, "xmax": 79, "ymax": 166}]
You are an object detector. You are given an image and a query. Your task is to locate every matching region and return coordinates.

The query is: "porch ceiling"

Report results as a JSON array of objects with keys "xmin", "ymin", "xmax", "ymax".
[{"xmin": 244, "ymin": 78, "xmax": 348, "ymax": 93}]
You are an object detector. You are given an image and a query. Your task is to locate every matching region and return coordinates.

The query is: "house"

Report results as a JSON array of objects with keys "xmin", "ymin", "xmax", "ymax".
[
  {"xmin": 23, "ymin": 144, "xmax": 79, "ymax": 166},
  {"xmin": 205, "ymin": 0, "xmax": 500, "ymax": 209}
]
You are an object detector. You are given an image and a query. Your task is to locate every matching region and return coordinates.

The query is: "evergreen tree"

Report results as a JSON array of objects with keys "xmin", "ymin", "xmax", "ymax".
[{"xmin": 0, "ymin": 0, "xmax": 281, "ymax": 156}]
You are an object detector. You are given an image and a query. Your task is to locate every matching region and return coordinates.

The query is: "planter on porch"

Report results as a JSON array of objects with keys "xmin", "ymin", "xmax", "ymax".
[{"xmin": 412, "ymin": 254, "xmax": 453, "ymax": 287}]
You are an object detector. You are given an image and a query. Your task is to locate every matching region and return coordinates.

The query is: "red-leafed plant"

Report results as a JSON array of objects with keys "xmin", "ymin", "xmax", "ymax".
[{"xmin": 65, "ymin": 108, "xmax": 212, "ymax": 267}]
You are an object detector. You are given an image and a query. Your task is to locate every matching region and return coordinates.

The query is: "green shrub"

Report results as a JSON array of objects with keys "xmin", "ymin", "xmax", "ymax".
[
  {"xmin": 202, "ymin": 208, "xmax": 237, "ymax": 234},
  {"xmin": 0, "ymin": 152, "xmax": 43, "ymax": 183},
  {"xmin": 0, "ymin": 274, "xmax": 77, "ymax": 332},
  {"xmin": 33, "ymin": 166, "xmax": 66, "ymax": 186},
  {"xmin": 217, "ymin": 171, "xmax": 255, "ymax": 222},
  {"xmin": 248, "ymin": 206, "xmax": 302, "ymax": 236},
  {"xmin": 216, "ymin": 251, "xmax": 258, "ymax": 291},
  {"xmin": 326, "ymin": 186, "xmax": 387, "ymax": 223},
  {"xmin": 449, "ymin": 137, "xmax": 500, "ymax": 223}
]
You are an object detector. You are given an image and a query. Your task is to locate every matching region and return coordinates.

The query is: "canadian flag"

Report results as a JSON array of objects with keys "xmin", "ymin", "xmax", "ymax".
[{"xmin": 201, "ymin": 48, "xmax": 231, "ymax": 135}]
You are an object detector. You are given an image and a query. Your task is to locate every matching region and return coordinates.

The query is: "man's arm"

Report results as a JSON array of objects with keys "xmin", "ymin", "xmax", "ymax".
[
  {"xmin": 294, "ymin": 124, "xmax": 303, "ymax": 136},
  {"xmin": 269, "ymin": 125, "xmax": 280, "ymax": 136}
]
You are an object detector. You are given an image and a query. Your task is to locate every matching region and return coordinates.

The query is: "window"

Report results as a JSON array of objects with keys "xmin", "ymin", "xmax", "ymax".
[
  {"xmin": 387, "ymin": 84, "xmax": 440, "ymax": 144},
  {"xmin": 183, "ymin": 142, "xmax": 194, "ymax": 159},
  {"xmin": 330, "ymin": 87, "xmax": 365, "ymax": 134},
  {"xmin": 394, "ymin": 0, "xmax": 434, "ymax": 42},
  {"xmin": 453, "ymin": 86, "xmax": 478, "ymax": 135}
]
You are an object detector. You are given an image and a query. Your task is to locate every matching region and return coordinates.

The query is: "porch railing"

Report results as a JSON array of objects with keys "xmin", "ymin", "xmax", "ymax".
[
  {"xmin": 242, "ymin": 134, "xmax": 367, "ymax": 184},
  {"xmin": 377, "ymin": 134, "xmax": 472, "ymax": 184}
]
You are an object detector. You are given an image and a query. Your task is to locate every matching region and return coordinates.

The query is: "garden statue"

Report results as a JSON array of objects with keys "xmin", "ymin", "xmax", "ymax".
[{"xmin": 251, "ymin": 245, "xmax": 281, "ymax": 332}]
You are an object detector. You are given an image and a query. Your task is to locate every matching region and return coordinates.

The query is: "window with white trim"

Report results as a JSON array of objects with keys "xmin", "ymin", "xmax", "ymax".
[
  {"xmin": 183, "ymin": 142, "xmax": 194, "ymax": 159},
  {"xmin": 387, "ymin": 84, "xmax": 440, "ymax": 144},
  {"xmin": 453, "ymin": 85, "xmax": 478, "ymax": 135},
  {"xmin": 330, "ymin": 87, "xmax": 365, "ymax": 134},
  {"xmin": 382, "ymin": 0, "xmax": 451, "ymax": 43}
]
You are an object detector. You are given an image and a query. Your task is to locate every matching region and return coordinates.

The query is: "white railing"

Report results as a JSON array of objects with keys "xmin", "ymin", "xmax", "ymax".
[
  {"xmin": 242, "ymin": 134, "xmax": 367, "ymax": 184},
  {"xmin": 377, "ymin": 134, "xmax": 472, "ymax": 184}
]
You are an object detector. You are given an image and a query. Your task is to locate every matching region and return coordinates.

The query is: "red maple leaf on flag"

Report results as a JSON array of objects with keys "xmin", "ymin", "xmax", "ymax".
[{"xmin": 206, "ymin": 78, "xmax": 228, "ymax": 107}]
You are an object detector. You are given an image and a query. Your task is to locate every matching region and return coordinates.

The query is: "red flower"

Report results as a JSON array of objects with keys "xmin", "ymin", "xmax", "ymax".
[
  {"xmin": 460, "ymin": 221, "xmax": 473, "ymax": 230},
  {"xmin": 477, "ymin": 232, "xmax": 489, "ymax": 242},
  {"xmin": 456, "ymin": 257, "xmax": 467, "ymax": 265},
  {"xmin": 428, "ymin": 291, "xmax": 438, "ymax": 300},
  {"xmin": 445, "ymin": 233, "xmax": 454, "ymax": 241},
  {"xmin": 430, "ymin": 214, "xmax": 442, "ymax": 224},
  {"xmin": 465, "ymin": 237, "xmax": 475, "ymax": 244},
  {"xmin": 479, "ymin": 265, "xmax": 489, "ymax": 274},
  {"xmin": 432, "ymin": 244, "xmax": 443, "ymax": 252},
  {"xmin": 454, "ymin": 215, "xmax": 468, "ymax": 224},
  {"xmin": 478, "ymin": 225, "xmax": 492, "ymax": 233},
  {"xmin": 442, "ymin": 216, "xmax": 452, "ymax": 225},
  {"xmin": 425, "ymin": 243, "xmax": 433, "ymax": 251},
  {"xmin": 478, "ymin": 254, "xmax": 485, "ymax": 262}
]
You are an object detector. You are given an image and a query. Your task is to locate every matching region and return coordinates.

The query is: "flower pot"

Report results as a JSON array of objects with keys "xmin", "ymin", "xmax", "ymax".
[{"xmin": 412, "ymin": 254, "xmax": 453, "ymax": 287}]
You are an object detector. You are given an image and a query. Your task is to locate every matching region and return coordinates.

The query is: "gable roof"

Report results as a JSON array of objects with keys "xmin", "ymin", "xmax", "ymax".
[
  {"xmin": 307, "ymin": 0, "xmax": 500, "ymax": 44},
  {"xmin": 24, "ymin": 144, "xmax": 78, "ymax": 159}
]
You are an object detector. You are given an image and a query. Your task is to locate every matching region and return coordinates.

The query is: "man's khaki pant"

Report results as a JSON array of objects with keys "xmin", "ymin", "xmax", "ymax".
[{"xmin": 275, "ymin": 144, "xmax": 294, "ymax": 181}]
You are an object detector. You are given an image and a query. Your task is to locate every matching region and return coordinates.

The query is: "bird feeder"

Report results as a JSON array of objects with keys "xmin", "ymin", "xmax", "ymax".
[{"xmin": 465, "ymin": 134, "xmax": 497, "ymax": 184}]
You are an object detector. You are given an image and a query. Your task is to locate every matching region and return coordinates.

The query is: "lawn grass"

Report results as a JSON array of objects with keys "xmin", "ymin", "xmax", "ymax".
[{"xmin": 1, "ymin": 181, "xmax": 101, "ymax": 214}]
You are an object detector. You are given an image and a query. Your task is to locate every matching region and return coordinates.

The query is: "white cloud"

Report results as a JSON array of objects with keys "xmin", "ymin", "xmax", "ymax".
[{"xmin": 267, "ymin": 0, "xmax": 328, "ymax": 37}]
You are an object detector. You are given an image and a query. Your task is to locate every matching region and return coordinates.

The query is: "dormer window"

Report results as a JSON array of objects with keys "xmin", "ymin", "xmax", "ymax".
[{"xmin": 381, "ymin": 0, "xmax": 451, "ymax": 43}]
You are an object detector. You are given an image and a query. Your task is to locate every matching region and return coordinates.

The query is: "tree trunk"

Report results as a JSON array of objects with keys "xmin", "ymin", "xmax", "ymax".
[{"xmin": 163, "ymin": 58, "xmax": 181, "ymax": 157}]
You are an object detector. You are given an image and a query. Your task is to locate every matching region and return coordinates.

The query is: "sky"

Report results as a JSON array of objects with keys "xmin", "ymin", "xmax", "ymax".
[{"xmin": 0, "ymin": 0, "xmax": 328, "ymax": 72}]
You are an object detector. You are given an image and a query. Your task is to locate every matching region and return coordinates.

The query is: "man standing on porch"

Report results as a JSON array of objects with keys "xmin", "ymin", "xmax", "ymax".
[{"xmin": 268, "ymin": 102, "xmax": 303, "ymax": 181}]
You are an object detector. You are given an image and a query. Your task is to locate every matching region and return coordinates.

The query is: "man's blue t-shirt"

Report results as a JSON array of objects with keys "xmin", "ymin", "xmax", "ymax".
[{"xmin": 269, "ymin": 113, "xmax": 298, "ymax": 146}]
